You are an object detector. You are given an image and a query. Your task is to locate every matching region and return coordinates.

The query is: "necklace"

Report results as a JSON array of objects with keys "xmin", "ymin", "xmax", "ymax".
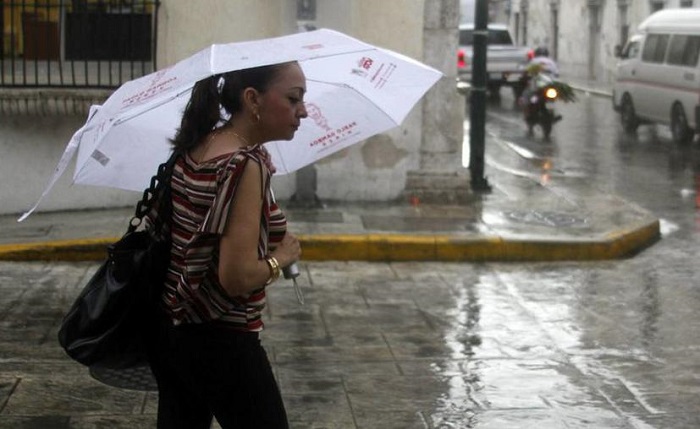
[
  {"xmin": 197, "ymin": 127, "xmax": 253, "ymax": 163},
  {"xmin": 218, "ymin": 128, "xmax": 251, "ymax": 147}
]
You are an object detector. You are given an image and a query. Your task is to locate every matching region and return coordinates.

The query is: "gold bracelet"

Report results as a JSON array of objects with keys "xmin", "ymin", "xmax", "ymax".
[{"xmin": 264, "ymin": 256, "xmax": 281, "ymax": 285}]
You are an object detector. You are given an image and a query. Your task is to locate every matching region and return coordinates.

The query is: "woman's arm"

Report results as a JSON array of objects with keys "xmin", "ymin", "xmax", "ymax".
[
  {"xmin": 217, "ymin": 159, "xmax": 269, "ymax": 296},
  {"xmin": 217, "ymin": 160, "xmax": 300, "ymax": 297}
]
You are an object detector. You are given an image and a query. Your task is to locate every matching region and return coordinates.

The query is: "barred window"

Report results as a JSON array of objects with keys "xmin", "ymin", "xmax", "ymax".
[{"xmin": 1, "ymin": 0, "xmax": 160, "ymax": 89}]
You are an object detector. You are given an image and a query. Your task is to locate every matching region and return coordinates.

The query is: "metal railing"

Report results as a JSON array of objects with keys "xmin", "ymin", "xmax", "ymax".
[{"xmin": 1, "ymin": 0, "xmax": 160, "ymax": 89}]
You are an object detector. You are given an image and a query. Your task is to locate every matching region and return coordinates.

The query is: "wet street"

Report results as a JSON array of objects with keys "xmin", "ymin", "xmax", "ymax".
[
  {"xmin": 469, "ymin": 91, "xmax": 700, "ymax": 427},
  {"xmin": 1, "ymin": 92, "xmax": 699, "ymax": 428},
  {"xmin": 480, "ymin": 89, "xmax": 700, "ymax": 232}
]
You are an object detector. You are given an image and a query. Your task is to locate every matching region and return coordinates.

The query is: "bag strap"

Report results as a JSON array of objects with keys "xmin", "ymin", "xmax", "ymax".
[{"xmin": 127, "ymin": 149, "xmax": 181, "ymax": 234}]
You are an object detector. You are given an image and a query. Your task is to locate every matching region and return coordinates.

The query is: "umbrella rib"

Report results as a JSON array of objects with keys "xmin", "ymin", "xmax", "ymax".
[
  {"xmin": 112, "ymin": 85, "xmax": 194, "ymax": 127},
  {"xmin": 296, "ymin": 46, "xmax": 377, "ymax": 63},
  {"xmin": 306, "ymin": 79, "xmax": 399, "ymax": 124}
]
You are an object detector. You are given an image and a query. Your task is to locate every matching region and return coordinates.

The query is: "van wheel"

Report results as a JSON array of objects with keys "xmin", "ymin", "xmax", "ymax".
[
  {"xmin": 621, "ymin": 95, "xmax": 639, "ymax": 133},
  {"xmin": 671, "ymin": 103, "xmax": 693, "ymax": 145}
]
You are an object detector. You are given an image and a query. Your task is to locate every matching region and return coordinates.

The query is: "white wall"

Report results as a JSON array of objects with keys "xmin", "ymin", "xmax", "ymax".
[
  {"xmin": 0, "ymin": 115, "xmax": 141, "ymax": 215},
  {"xmin": 157, "ymin": 0, "xmax": 295, "ymax": 68},
  {"xmin": 288, "ymin": 0, "xmax": 429, "ymax": 201}
]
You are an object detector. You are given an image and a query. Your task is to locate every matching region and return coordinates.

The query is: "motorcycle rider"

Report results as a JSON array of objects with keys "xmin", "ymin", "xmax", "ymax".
[
  {"xmin": 521, "ymin": 46, "xmax": 562, "ymax": 136},
  {"xmin": 528, "ymin": 46, "xmax": 559, "ymax": 77}
]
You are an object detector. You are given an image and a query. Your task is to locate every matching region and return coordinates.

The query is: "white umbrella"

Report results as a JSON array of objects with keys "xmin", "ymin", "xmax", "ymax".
[{"xmin": 20, "ymin": 29, "xmax": 442, "ymax": 220}]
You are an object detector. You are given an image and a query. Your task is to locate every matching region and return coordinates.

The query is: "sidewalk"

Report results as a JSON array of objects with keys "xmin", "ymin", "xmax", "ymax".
[{"xmin": 565, "ymin": 76, "xmax": 614, "ymax": 98}]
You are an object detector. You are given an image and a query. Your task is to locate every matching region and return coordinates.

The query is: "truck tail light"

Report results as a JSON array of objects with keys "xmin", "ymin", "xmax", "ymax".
[{"xmin": 457, "ymin": 49, "xmax": 466, "ymax": 68}]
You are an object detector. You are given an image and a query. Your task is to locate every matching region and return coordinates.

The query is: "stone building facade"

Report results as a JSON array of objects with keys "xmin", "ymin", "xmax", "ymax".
[{"xmin": 506, "ymin": 0, "xmax": 698, "ymax": 84}]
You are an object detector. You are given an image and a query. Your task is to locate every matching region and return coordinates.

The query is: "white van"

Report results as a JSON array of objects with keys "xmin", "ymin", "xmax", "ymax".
[{"xmin": 613, "ymin": 8, "xmax": 700, "ymax": 144}]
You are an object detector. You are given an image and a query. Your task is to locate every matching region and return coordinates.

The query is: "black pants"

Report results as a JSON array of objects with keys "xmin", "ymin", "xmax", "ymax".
[{"xmin": 149, "ymin": 320, "xmax": 289, "ymax": 429}]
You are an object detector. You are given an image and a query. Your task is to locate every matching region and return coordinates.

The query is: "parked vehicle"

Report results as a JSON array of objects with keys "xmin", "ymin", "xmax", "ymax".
[
  {"xmin": 457, "ymin": 23, "xmax": 533, "ymax": 97},
  {"xmin": 613, "ymin": 8, "xmax": 700, "ymax": 144}
]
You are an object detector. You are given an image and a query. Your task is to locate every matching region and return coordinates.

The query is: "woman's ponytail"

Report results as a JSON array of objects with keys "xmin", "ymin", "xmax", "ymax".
[
  {"xmin": 171, "ymin": 75, "xmax": 223, "ymax": 152},
  {"xmin": 171, "ymin": 63, "xmax": 292, "ymax": 153}
]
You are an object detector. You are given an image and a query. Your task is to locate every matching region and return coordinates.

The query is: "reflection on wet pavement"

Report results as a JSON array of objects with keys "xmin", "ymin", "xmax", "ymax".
[
  {"xmin": 268, "ymin": 256, "xmax": 697, "ymax": 428},
  {"xmin": 1, "ymin": 247, "xmax": 698, "ymax": 428}
]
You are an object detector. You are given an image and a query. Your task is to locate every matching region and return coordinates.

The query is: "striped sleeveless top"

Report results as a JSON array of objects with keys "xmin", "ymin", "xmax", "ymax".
[{"xmin": 160, "ymin": 146, "xmax": 286, "ymax": 331}]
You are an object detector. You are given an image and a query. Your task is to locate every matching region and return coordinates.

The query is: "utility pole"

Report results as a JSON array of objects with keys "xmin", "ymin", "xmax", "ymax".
[{"xmin": 468, "ymin": 0, "xmax": 492, "ymax": 192}]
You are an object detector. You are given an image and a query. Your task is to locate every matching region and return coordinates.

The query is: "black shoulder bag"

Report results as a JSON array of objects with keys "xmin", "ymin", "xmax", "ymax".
[{"xmin": 57, "ymin": 150, "xmax": 179, "ymax": 389}]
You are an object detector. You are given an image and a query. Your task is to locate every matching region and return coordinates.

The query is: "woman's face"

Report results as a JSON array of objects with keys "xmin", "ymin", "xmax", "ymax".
[{"xmin": 258, "ymin": 63, "xmax": 308, "ymax": 142}]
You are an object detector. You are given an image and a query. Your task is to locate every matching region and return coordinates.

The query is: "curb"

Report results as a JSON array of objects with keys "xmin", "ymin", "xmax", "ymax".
[
  {"xmin": 0, "ymin": 220, "xmax": 660, "ymax": 263},
  {"xmin": 570, "ymin": 84, "xmax": 612, "ymax": 98}
]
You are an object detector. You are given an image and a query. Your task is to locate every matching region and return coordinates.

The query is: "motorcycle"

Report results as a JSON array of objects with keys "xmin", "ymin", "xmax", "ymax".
[
  {"xmin": 523, "ymin": 74, "xmax": 562, "ymax": 139},
  {"xmin": 520, "ymin": 73, "xmax": 563, "ymax": 139}
]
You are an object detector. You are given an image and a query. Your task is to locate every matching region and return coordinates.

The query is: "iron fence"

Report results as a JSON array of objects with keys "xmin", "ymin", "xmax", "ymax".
[{"xmin": 1, "ymin": 0, "xmax": 160, "ymax": 89}]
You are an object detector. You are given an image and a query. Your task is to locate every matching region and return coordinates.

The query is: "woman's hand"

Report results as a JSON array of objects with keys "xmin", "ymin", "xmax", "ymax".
[{"xmin": 271, "ymin": 232, "xmax": 301, "ymax": 269}]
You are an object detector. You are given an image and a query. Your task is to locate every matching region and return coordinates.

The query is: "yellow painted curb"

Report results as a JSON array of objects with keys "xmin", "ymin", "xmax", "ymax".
[
  {"xmin": 0, "ymin": 237, "xmax": 116, "ymax": 262},
  {"xmin": 0, "ymin": 220, "xmax": 660, "ymax": 263}
]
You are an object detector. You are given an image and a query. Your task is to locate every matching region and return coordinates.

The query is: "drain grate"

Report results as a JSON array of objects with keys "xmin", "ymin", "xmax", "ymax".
[{"xmin": 502, "ymin": 210, "xmax": 587, "ymax": 227}]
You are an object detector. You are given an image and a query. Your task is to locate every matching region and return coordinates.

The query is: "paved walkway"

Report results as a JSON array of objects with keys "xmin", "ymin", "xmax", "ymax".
[{"xmin": 3, "ymin": 247, "xmax": 697, "ymax": 428}]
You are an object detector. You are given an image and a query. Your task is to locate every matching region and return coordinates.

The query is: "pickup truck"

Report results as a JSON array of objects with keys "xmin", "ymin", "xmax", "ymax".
[{"xmin": 457, "ymin": 23, "xmax": 533, "ymax": 97}]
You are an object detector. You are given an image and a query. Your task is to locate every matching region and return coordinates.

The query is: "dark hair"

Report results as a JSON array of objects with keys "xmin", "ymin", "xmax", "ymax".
[{"xmin": 171, "ymin": 63, "xmax": 290, "ymax": 152}]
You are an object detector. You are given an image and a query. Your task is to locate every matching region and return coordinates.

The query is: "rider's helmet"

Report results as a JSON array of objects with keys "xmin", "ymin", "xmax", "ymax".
[{"xmin": 534, "ymin": 46, "xmax": 550, "ymax": 57}]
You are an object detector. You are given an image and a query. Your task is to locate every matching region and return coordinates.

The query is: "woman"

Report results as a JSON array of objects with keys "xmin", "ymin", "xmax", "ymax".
[{"xmin": 149, "ymin": 61, "xmax": 307, "ymax": 429}]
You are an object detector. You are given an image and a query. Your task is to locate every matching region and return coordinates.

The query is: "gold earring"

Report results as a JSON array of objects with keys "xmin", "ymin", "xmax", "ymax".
[{"xmin": 253, "ymin": 110, "xmax": 261, "ymax": 123}]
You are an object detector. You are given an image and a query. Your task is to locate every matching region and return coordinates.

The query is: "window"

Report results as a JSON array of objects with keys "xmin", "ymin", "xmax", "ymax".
[
  {"xmin": 488, "ymin": 30, "xmax": 514, "ymax": 45},
  {"xmin": 459, "ymin": 29, "xmax": 514, "ymax": 46},
  {"xmin": 622, "ymin": 41, "xmax": 641, "ymax": 59},
  {"xmin": 680, "ymin": 0, "xmax": 693, "ymax": 7},
  {"xmin": 641, "ymin": 34, "xmax": 669, "ymax": 63},
  {"xmin": 667, "ymin": 35, "xmax": 700, "ymax": 67},
  {"xmin": 1, "ymin": 0, "xmax": 160, "ymax": 88},
  {"xmin": 650, "ymin": 1, "xmax": 664, "ymax": 12},
  {"xmin": 459, "ymin": 30, "xmax": 474, "ymax": 45},
  {"xmin": 297, "ymin": 0, "xmax": 316, "ymax": 20}
]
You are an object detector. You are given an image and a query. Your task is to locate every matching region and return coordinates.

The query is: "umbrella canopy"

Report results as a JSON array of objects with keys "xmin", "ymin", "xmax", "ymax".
[{"xmin": 21, "ymin": 29, "xmax": 442, "ymax": 220}]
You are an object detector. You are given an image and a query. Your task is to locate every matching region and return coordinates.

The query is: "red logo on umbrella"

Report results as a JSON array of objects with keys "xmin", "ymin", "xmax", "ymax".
[
  {"xmin": 306, "ymin": 103, "xmax": 331, "ymax": 132},
  {"xmin": 359, "ymin": 57, "xmax": 374, "ymax": 70}
]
